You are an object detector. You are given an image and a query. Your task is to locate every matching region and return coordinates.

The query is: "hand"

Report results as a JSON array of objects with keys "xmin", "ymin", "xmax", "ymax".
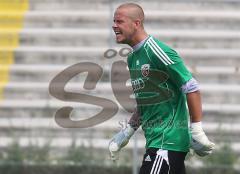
[
  {"xmin": 190, "ymin": 122, "xmax": 215, "ymax": 156},
  {"xmin": 108, "ymin": 121, "xmax": 135, "ymax": 161}
]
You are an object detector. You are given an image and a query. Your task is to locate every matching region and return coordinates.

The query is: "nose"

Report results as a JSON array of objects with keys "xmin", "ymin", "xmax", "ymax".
[{"xmin": 112, "ymin": 21, "xmax": 117, "ymax": 29}]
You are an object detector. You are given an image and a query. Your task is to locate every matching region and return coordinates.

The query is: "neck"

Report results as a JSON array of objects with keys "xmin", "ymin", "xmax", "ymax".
[{"xmin": 129, "ymin": 30, "xmax": 148, "ymax": 47}]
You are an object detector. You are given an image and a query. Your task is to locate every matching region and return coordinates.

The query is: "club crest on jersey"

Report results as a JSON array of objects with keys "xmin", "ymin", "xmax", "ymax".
[{"xmin": 141, "ymin": 64, "xmax": 150, "ymax": 77}]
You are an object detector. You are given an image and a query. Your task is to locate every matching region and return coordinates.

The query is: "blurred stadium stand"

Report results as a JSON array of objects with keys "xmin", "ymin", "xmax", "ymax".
[{"xmin": 0, "ymin": 0, "xmax": 240, "ymax": 172}]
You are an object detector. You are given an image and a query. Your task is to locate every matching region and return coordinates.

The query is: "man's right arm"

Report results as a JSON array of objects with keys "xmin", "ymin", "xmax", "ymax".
[
  {"xmin": 108, "ymin": 108, "xmax": 140, "ymax": 161},
  {"xmin": 128, "ymin": 108, "xmax": 141, "ymax": 130}
]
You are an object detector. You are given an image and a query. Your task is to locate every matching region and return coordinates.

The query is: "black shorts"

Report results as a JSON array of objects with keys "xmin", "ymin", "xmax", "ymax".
[{"xmin": 139, "ymin": 148, "xmax": 187, "ymax": 174}]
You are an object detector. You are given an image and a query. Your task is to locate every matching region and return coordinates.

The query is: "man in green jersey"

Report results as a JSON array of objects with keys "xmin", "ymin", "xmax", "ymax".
[{"xmin": 108, "ymin": 3, "xmax": 215, "ymax": 174}]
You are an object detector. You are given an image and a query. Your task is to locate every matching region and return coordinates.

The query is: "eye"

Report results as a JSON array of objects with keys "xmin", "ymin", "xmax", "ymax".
[{"xmin": 114, "ymin": 19, "xmax": 124, "ymax": 24}]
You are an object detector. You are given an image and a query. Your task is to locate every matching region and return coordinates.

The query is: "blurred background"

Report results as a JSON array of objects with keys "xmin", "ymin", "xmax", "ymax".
[{"xmin": 0, "ymin": 0, "xmax": 240, "ymax": 173}]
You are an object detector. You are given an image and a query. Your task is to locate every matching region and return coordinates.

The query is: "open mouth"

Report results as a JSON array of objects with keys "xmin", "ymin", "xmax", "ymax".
[{"xmin": 115, "ymin": 31, "xmax": 122, "ymax": 36}]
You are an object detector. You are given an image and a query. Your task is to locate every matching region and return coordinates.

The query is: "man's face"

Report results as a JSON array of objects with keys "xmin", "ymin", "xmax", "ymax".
[{"xmin": 112, "ymin": 8, "xmax": 136, "ymax": 45}]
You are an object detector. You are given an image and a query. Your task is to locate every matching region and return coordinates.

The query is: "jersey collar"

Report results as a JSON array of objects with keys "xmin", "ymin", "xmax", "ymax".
[{"xmin": 132, "ymin": 35, "xmax": 151, "ymax": 52}]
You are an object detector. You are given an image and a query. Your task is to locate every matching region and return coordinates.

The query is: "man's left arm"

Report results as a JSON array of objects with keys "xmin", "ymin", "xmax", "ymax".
[
  {"xmin": 186, "ymin": 90, "xmax": 202, "ymax": 122},
  {"xmin": 183, "ymin": 80, "xmax": 215, "ymax": 156},
  {"xmin": 156, "ymin": 46, "xmax": 215, "ymax": 156}
]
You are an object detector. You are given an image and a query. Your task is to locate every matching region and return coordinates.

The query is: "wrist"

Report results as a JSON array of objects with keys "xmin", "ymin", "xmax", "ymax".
[
  {"xmin": 191, "ymin": 121, "xmax": 203, "ymax": 132},
  {"xmin": 123, "ymin": 124, "xmax": 135, "ymax": 138},
  {"xmin": 191, "ymin": 121, "xmax": 202, "ymax": 128}
]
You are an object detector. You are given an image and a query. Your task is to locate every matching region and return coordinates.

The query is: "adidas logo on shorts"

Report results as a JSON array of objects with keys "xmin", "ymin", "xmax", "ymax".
[{"xmin": 144, "ymin": 155, "xmax": 151, "ymax": 162}]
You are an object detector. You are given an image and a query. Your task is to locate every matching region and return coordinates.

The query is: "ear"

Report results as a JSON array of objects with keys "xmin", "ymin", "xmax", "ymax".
[{"xmin": 134, "ymin": 19, "xmax": 141, "ymax": 28}]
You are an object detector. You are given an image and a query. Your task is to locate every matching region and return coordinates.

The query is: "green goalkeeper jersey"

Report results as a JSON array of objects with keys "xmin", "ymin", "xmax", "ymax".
[{"xmin": 127, "ymin": 36, "xmax": 192, "ymax": 152}]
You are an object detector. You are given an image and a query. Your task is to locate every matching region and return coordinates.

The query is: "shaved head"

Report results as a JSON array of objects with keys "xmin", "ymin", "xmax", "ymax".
[
  {"xmin": 112, "ymin": 3, "xmax": 147, "ymax": 46},
  {"xmin": 116, "ymin": 3, "xmax": 145, "ymax": 25}
]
